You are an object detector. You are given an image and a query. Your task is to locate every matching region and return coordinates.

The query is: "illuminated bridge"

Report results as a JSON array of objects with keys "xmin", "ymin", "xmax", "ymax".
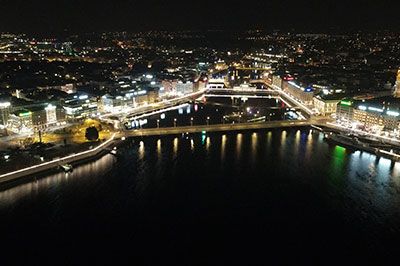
[{"xmin": 123, "ymin": 120, "xmax": 312, "ymax": 138}]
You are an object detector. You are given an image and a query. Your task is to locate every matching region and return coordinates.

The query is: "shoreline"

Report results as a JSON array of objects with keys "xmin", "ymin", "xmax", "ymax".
[
  {"xmin": 3, "ymin": 119, "xmax": 400, "ymax": 191},
  {"xmin": 0, "ymin": 133, "xmax": 118, "ymax": 188}
]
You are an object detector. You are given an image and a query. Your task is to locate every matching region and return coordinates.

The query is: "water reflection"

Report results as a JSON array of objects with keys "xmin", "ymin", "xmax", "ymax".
[
  {"xmin": 251, "ymin": 132, "xmax": 258, "ymax": 165},
  {"xmin": 236, "ymin": 133, "xmax": 243, "ymax": 161},
  {"xmin": 206, "ymin": 137, "xmax": 211, "ymax": 153},
  {"xmin": 138, "ymin": 141, "xmax": 145, "ymax": 160},
  {"xmin": 2, "ymin": 129, "xmax": 400, "ymax": 227},
  {"xmin": 221, "ymin": 134, "xmax": 227, "ymax": 161},
  {"xmin": 173, "ymin": 137, "xmax": 178, "ymax": 159},
  {"xmin": 0, "ymin": 154, "xmax": 115, "ymax": 207},
  {"xmin": 157, "ymin": 139, "xmax": 162, "ymax": 160},
  {"xmin": 190, "ymin": 139, "xmax": 194, "ymax": 151},
  {"xmin": 329, "ymin": 146, "xmax": 346, "ymax": 187}
]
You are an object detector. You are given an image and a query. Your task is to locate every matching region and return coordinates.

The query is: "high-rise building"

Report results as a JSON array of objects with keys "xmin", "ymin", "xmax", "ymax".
[{"xmin": 393, "ymin": 69, "xmax": 400, "ymax": 98}]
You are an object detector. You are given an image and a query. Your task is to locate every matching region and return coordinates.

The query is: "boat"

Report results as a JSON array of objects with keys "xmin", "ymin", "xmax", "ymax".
[
  {"xmin": 60, "ymin": 164, "xmax": 73, "ymax": 172},
  {"xmin": 324, "ymin": 132, "xmax": 375, "ymax": 152}
]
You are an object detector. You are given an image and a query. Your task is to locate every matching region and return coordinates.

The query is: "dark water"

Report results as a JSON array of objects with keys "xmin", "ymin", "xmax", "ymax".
[
  {"xmin": 128, "ymin": 97, "xmax": 289, "ymax": 130},
  {"xmin": 1, "ymin": 128, "xmax": 400, "ymax": 264}
]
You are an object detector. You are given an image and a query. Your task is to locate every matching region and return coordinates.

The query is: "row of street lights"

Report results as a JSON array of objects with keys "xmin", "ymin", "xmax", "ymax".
[
  {"xmin": 148, "ymin": 114, "xmax": 251, "ymax": 129},
  {"xmin": 155, "ymin": 117, "xmax": 212, "ymax": 128}
]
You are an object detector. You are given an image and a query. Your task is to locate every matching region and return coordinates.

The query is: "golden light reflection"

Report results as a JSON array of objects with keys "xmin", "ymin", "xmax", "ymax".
[
  {"xmin": 305, "ymin": 130, "xmax": 313, "ymax": 160},
  {"xmin": 0, "ymin": 154, "xmax": 115, "ymax": 207},
  {"xmin": 280, "ymin": 130, "xmax": 287, "ymax": 146},
  {"xmin": 294, "ymin": 130, "xmax": 301, "ymax": 150},
  {"xmin": 236, "ymin": 133, "xmax": 243, "ymax": 160},
  {"xmin": 206, "ymin": 137, "xmax": 210, "ymax": 152},
  {"xmin": 267, "ymin": 131, "xmax": 272, "ymax": 147},
  {"xmin": 173, "ymin": 137, "xmax": 178, "ymax": 158},
  {"xmin": 138, "ymin": 141, "xmax": 145, "ymax": 160},
  {"xmin": 251, "ymin": 132, "xmax": 258, "ymax": 164},
  {"xmin": 157, "ymin": 139, "xmax": 162, "ymax": 159},
  {"xmin": 221, "ymin": 134, "xmax": 226, "ymax": 161}
]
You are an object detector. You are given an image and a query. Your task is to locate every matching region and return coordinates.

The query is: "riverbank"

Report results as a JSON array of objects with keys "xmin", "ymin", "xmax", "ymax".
[{"xmin": 0, "ymin": 133, "xmax": 117, "ymax": 187}]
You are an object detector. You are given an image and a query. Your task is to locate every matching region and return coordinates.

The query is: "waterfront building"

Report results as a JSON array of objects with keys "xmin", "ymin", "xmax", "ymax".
[
  {"xmin": 313, "ymin": 95, "xmax": 342, "ymax": 116},
  {"xmin": 336, "ymin": 97, "xmax": 400, "ymax": 131},
  {"xmin": 282, "ymin": 81, "xmax": 314, "ymax": 106}
]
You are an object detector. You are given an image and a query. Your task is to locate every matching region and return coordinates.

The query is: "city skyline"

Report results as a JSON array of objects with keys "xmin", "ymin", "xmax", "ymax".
[{"xmin": 2, "ymin": 2, "xmax": 400, "ymax": 264}]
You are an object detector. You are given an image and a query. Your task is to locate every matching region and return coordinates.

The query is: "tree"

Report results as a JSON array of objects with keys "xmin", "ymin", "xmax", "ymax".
[{"xmin": 85, "ymin": 126, "xmax": 99, "ymax": 141}]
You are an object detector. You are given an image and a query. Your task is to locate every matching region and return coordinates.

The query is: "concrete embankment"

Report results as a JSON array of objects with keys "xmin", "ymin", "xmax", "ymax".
[{"xmin": 0, "ymin": 134, "xmax": 117, "ymax": 186}]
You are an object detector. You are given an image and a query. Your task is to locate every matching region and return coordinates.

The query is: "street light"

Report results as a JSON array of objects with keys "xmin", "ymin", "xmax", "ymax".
[
  {"xmin": 206, "ymin": 116, "xmax": 210, "ymax": 126},
  {"xmin": 190, "ymin": 117, "xmax": 193, "ymax": 126},
  {"xmin": 174, "ymin": 118, "xmax": 177, "ymax": 127},
  {"xmin": 157, "ymin": 119, "xmax": 160, "ymax": 128}
]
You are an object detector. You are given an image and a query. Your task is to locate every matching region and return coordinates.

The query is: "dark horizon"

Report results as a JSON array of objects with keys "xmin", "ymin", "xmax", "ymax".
[{"xmin": 1, "ymin": 0, "xmax": 399, "ymax": 35}]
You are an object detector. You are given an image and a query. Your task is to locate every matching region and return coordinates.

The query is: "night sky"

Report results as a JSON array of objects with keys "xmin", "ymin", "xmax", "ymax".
[{"xmin": 0, "ymin": 0, "xmax": 398, "ymax": 34}]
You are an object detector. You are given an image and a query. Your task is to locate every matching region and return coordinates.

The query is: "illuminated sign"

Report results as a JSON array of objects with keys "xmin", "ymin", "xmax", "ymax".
[
  {"xmin": 340, "ymin": 100, "xmax": 352, "ymax": 106},
  {"xmin": 18, "ymin": 111, "xmax": 31, "ymax": 117},
  {"xmin": 387, "ymin": 110, "xmax": 400, "ymax": 117},
  {"xmin": 368, "ymin": 107, "xmax": 383, "ymax": 113}
]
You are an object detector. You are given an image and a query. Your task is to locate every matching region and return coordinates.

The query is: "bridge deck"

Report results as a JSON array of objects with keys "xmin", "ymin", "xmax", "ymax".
[{"xmin": 123, "ymin": 120, "xmax": 311, "ymax": 137}]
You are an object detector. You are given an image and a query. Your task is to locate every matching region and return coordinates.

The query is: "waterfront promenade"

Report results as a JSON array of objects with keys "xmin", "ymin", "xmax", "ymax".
[{"xmin": 0, "ymin": 133, "xmax": 117, "ymax": 185}]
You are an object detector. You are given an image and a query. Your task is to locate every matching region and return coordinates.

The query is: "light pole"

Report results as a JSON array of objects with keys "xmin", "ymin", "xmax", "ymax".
[
  {"xmin": 174, "ymin": 118, "xmax": 177, "ymax": 127},
  {"xmin": 190, "ymin": 117, "xmax": 193, "ymax": 126},
  {"xmin": 239, "ymin": 115, "xmax": 242, "ymax": 123},
  {"xmin": 157, "ymin": 119, "xmax": 160, "ymax": 128},
  {"xmin": 206, "ymin": 116, "xmax": 210, "ymax": 126}
]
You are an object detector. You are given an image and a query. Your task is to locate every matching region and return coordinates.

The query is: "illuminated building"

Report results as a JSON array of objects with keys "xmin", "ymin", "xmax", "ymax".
[
  {"xmin": 101, "ymin": 93, "xmax": 133, "ymax": 113},
  {"xmin": 8, "ymin": 110, "xmax": 33, "ymax": 133},
  {"xmin": 313, "ymin": 95, "xmax": 341, "ymax": 116},
  {"xmin": 63, "ymin": 93, "xmax": 98, "ymax": 120},
  {"xmin": 394, "ymin": 68, "xmax": 400, "ymax": 98},
  {"xmin": 176, "ymin": 81, "xmax": 194, "ymax": 95},
  {"xmin": 336, "ymin": 97, "xmax": 400, "ymax": 131},
  {"xmin": 0, "ymin": 101, "xmax": 11, "ymax": 127},
  {"xmin": 206, "ymin": 79, "xmax": 225, "ymax": 89},
  {"xmin": 272, "ymin": 75, "xmax": 283, "ymax": 89},
  {"xmin": 282, "ymin": 81, "xmax": 314, "ymax": 106},
  {"xmin": 45, "ymin": 104, "xmax": 57, "ymax": 125}
]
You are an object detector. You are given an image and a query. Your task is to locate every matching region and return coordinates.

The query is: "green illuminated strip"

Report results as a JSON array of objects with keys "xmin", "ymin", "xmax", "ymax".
[
  {"xmin": 340, "ymin": 100, "xmax": 352, "ymax": 106},
  {"xmin": 18, "ymin": 112, "xmax": 31, "ymax": 117}
]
